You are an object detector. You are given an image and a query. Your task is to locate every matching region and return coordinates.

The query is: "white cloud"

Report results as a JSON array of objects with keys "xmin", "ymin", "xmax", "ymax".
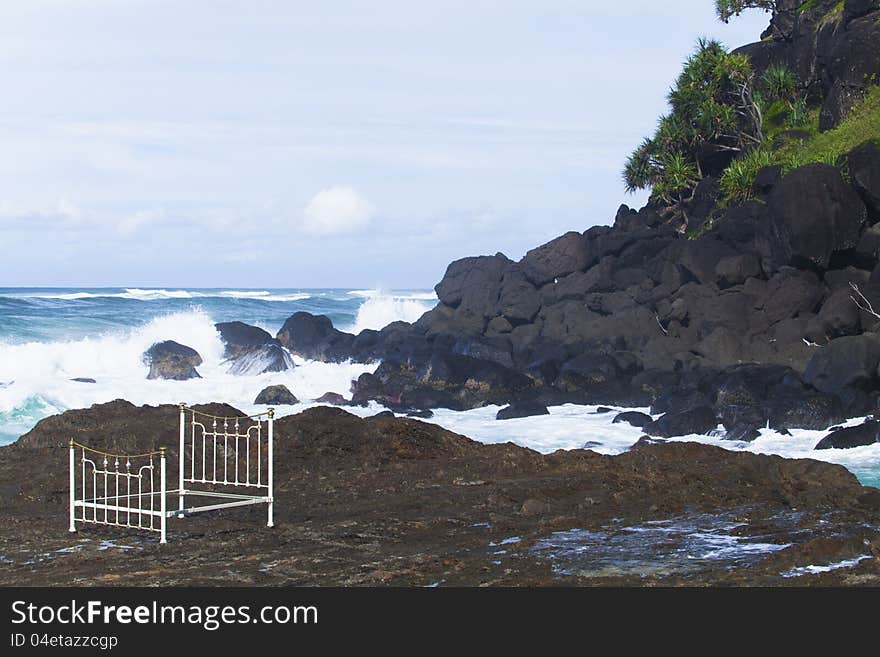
[{"xmin": 302, "ymin": 186, "xmax": 374, "ymax": 236}]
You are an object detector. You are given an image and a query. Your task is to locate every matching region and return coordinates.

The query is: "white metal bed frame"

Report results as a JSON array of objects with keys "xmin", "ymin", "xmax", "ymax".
[{"xmin": 68, "ymin": 404, "xmax": 274, "ymax": 543}]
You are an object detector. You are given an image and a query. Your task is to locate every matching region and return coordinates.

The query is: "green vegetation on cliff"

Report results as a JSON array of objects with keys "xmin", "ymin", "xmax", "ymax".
[
  {"xmin": 623, "ymin": 39, "xmax": 797, "ymax": 212},
  {"xmin": 715, "ymin": 1, "xmax": 778, "ymax": 23},
  {"xmin": 720, "ymin": 85, "xmax": 880, "ymax": 200},
  {"xmin": 626, "ymin": 0, "xmax": 880, "ymax": 209}
]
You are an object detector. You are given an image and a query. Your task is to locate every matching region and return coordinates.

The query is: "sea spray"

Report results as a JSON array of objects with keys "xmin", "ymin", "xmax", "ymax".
[
  {"xmin": 343, "ymin": 289, "xmax": 437, "ymax": 333},
  {"xmin": 0, "ymin": 307, "xmax": 379, "ymax": 444}
]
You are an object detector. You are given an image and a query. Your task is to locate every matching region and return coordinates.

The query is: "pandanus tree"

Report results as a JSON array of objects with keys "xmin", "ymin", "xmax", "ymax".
[
  {"xmin": 623, "ymin": 38, "xmax": 797, "ymax": 225},
  {"xmin": 714, "ymin": 0, "xmax": 779, "ymax": 23}
]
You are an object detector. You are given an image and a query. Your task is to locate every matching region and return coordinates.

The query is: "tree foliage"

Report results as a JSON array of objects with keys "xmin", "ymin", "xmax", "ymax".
[
  {"xmin": 715, "ymin": 0, "xmax": 778, "ymax": 23},
  {"xmin": 623, "ymin": 39, "xmax": 799, "ymax": 213}
]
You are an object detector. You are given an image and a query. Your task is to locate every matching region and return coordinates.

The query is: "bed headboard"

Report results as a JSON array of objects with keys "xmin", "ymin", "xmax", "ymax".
[{"xmin": 179, "ymin": 404, "xmax": 273, "ymax": 490}]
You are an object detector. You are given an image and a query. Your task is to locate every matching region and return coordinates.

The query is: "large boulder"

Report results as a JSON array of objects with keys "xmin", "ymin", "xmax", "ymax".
[
  {"xmin": 815, "ymin": 419, "xmax": 880, "ymax": 449},
  {"xmin": 226, "ymin": 344, "xmax": 294, "ymax": 376},
  {"xmin": 276, "ymin": 312, "xmax": 356, "ymax": 363},
  {"xmin": 843, "ymin": 0, "xmax": 880, "ymax": 24},
  {"xmin": 848, "ymin": 142, "xmax": 880, "ymax": 221},
  {"xmin": 612, "ymin": 411, "xmax": 653, "ymax": 428},
  {"xmin": 650, "ymin": 387, "xmax": 712, "ymax": 416},
  {"xmin": 803, "ymin": 334, "xmax": 880, "ymax": 396},
  {"xmin": 811, "ymin": 287, "xmax": 863, "ymax": 340},
  {"xmin": 555, "ymin": 353, "xmax": 628, "ymax": 400},
  {"xmin": 315, "ymin": 392, "xmax": 352, "ymax": 405},
  {"xmin": 496, "ymin": 267, "xmax": 541, "ymax": 325},
  {"xmin": 715, "ymin": 254, "xmax": 762, "ymax": 288},
  {"xmin": 496, "ymin": 401, "xmax": 550, "ymax": 420},
  {"xmin": 354, "ymin": 350, "xmax": 535, "ymax": 411},
  {"xmin": 644, "ymin": 406, "xmax": 718, "ymax": 438},
  {"xmin": 768, "ymin": 390, "xmax": 844, "ymax": 431},
  {"xmin": 758, "ymin": 268, "xmax": 824, "ymax": 324},
  {"xmin": 520, "ymin": 232, "xmax": 594, "ymax": 286},
  {"xmin": 254, "ymin": 385, "xmax": 299, "ymax": 405},
  {"xmin": 143, "ymin": 341, "xmax": 202, "ymax": 380},
  {"xmin": 820, "ymin": 13, "xmax": 880, "ymax": 130},
  {"xmin": 217, "ymin": 320, "xmax": 293, "ymax": 374},
  {"xmin": 434, "ymin": 253, "xmax": 511, "ymax": 313},
  {"xmin": 215, "ymin": 321, "xmax": 276, "ymax": 359},
  {"xmin": 767, "ymin": 164, "xmax": 867, "ymax": 271}
]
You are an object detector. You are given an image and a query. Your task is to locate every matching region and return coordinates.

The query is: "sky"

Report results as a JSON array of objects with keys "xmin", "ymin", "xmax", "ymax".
[{"xmin": 0, "ymin": 1, "xmax": 770, "ymax": 289}]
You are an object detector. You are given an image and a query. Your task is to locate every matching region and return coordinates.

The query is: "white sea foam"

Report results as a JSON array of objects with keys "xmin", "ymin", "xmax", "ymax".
[
  {"xmin": 781, "ymin": 555, "xmax": 872, "ymax": 578},
  {"xmin": 344, "ymin": 290, "xmax": 436, "ymax": 333},
  {"xmin": 219, "ymin": 291, "xmax": 311, "ymax": 302},
  {"xmin": 0, "ymin": 310, "xmax": 378, "ymax": 443},
  {"xmin": 347, "ymin": 289, "xmax": 437, "ymax": 301},
  {"xmin": 7, "ymin": 289, "xmax": 313, "ymax": 302}
]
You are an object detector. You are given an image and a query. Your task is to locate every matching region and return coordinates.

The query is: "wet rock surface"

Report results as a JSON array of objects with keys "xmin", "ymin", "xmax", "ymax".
[
  {"xmin": 254, "ymin": 385, "xmax": 299, "ymax": 405},
  {"xmin": 216, "ymin": 321, "xmax": 294, "ymax": 375},
  {"xmin": 496, "ymin": 402, "xmax": 550, "ymax": 420},
  {"xmin": 1, "ymin": 402, "xmax": 879, "ymax": 586},
  {"xmin": 143, "ymin": 341, "xmax": 202, "ymax": 380},
  {"xmin": 816, "ymin": 419, "xmax": 880, "ymax": 450}
]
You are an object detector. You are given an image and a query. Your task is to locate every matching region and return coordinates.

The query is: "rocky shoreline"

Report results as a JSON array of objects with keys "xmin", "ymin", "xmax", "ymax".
[
  {"xmin": 3, "ymin": 1, "xmax": 880, "ymax": 587},
  {"xmin": 134, "ymin": 2, "xmax": 880, "ymax": 451},
  {"xmin": 1, "ymin": 402, "xmax": 879, "ymax": 586}
]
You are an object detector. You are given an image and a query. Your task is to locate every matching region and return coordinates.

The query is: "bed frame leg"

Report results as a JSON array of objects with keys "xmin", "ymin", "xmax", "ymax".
[
  {"xmin": 68, "ymin": 441, "xmax": 77, "ymax": 533},
  {"xmin": 160, "ymin": 447, "xmax": 168, "ymax": 544},
  {"xmin": 267, "ymin": 409, "xmax": 274, "ymax": 528},
  {"xmin": 178, "ymin": 403, "xmax": 186, "ymax": 517}
]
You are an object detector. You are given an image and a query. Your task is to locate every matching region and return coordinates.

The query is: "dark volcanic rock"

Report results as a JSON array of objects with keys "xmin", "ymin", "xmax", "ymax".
[
  {"xmin": 254, "ymin": 385, "xmax": 298, "ymax": 405},
  {"xmin": 753, "ymin": 165, "xmax": 783, "ymax": 195},
  {"xmin": 555, "ymin": 354, "xmax": 628, "ymax": 400},
  {"xmin": 4, "ymin": 402, "xmax": 879, "ymax": 586},
  {"xmin": 804, "ymin": 334, "xmax": 880, "ymax": 399},
  {"xmin": 143, "ymin": 341, "xmax": 202, "ymax": 380},
  {"xmin": 724, "ymin": 424, "xmax": 762, "ymax": 442},
  {"xmin": 715, "ymin": 254, "xmax": 762, "ymax": 288},
  {"xmin": 354, "ymin": 351, "xmax": 535, "ymax": 411},
  {"xmin": 216, "ymin": 321, "xmax": 275, "ymax": 359},
  {"xmin": 434, "ymin": 253, "xmax": 511, "ymax": 311},
  {"xmin": 767, "ymin": 164, "xmax": 867, "ymax": 271},
  {"xmin": 314, "ymin": 392, "xmax": 351, "ymax": 405},
  {"xmin": 820, "ymin": 14, "xmax": 880, "ymax": 130},
  {"xmin": 849, "ymin": 142, "xmax": 880, "ymax": 221},
  {"xmin": 520, "ymin": 232, "xmax": 594, "ymax": 286},
  {"xmin": 843, "ymin": 0, "xmax": 880, "ymax": 24},
  {"xmin": 768, "ymin": 390, "xmax": 844, "ymax": 431},
  {"xmin": 612, "ymin": 411, "xmax": 653, "ymax": 428},
  {"xmin": 69, "ymin": 378, "xmax": 96, "ymax": 384},
  {"xmin": 226, "ymin": 344, "xmax": 294, "ymax": 376},
  {"xmin": 276, "ymin": 312, "xmax": 356, "ymax": 363},
  {"xmin": 216, "ymin": 321, "xmax": 293, "ymax": 375},
  {"xmin": 644, "ymin": 406, "xmax": 718, "ymax": 438},
  {"xmin": 815, "ymin": 419, "xmax": 880, "ymax": 450},
  {"xmin": 496, "ymin": 401, "xmax": 550, "ymax": 420},
  {"xmin": 651, "ymin": 388, "xmax": 712, "ymax": 416}
]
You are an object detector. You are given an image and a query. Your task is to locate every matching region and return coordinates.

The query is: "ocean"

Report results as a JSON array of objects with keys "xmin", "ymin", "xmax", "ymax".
[{"xmin": 1, "ymin": 287, "xmax": 879, "ymax": 489}]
